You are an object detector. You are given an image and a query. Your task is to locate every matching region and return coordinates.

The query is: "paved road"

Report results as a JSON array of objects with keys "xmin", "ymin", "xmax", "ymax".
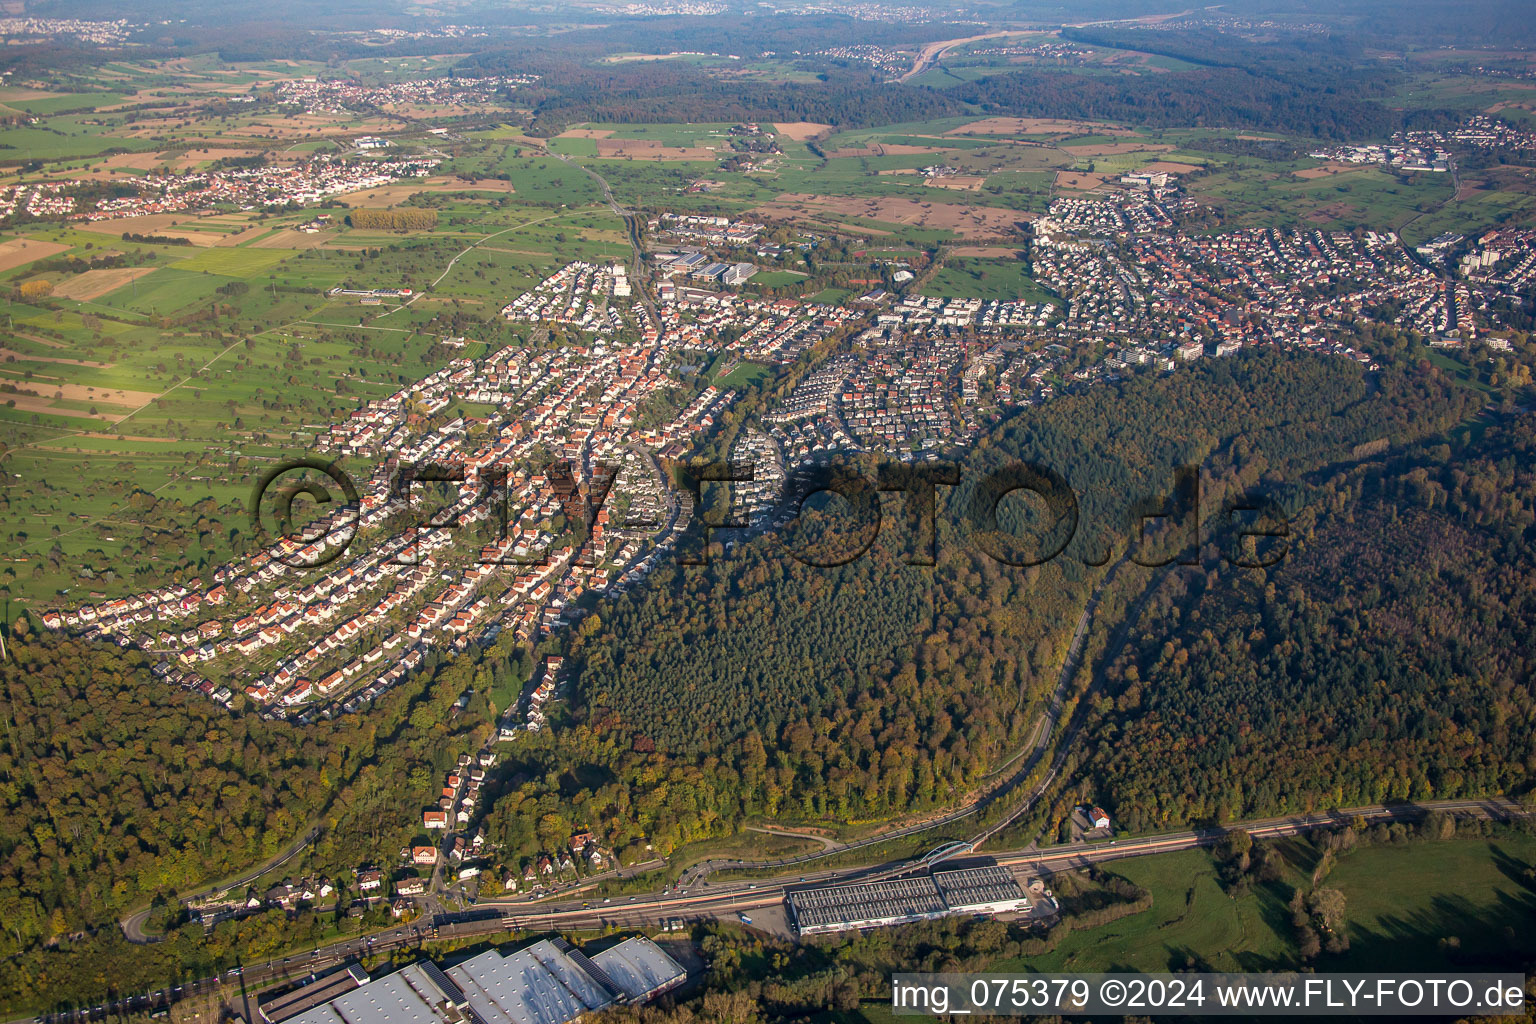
[
  {"xmin": 34, "ymin": 798, "xmax": 1528, "ymax": 1024},
  {"xmin": 747, "ymin": 826, "xmax": 839, "ymax": 851},
  {"xmin": 552, "ymin": 154, "xmax": 657, "ymax": 320},
  {"xmin": 1400, "ymin": 152, "xmax": 1461, "ymax": 248},
  {"xmin": 994, "ymin": 797, "xmax": 1527, "ymax": 875},
  {"xmin": 897, "ymin": 31, "xmax": 1018, "ymax": 83},
  {"xmin": 121, "ymin": 827, "xmax": 323, "ymax": 944},
  {"xmin": 969, "ymin": 554, "xmax": 1165, "ymax": 847},
  {"xmin": 416, "ymin": 798, "xmax": 1535, "ymax": 939}
]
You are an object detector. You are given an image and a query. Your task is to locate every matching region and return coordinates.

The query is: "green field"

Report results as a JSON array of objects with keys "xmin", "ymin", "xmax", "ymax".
[
  {"xmin": 0, "ymin": 167, "xmax": 592, "ymax": 604},
  {"xmin": 716, "ymin": 361, "xmax": 773, "ymax": 388},
  {"xmin": 847, "ymin": 832, "xmax": 1536, "ymax": 1024},
  {"xmin": 1400, "ymin": 187, "xmax": 1536, "ymax": 247},
  {"xmin": 1000, "ymin": 832, "xmax": 1536, "ymax": 975},
  {"xmin": 0, "ymin": 48, "xmax": 1530, "ymax": 612},
  {"xmin": 172, "ymin": 248, "xmax": 292, "ymax": 276},
  {"xmin": 927, "ymin": 258, "xmax": 1059, "ymax": 304},
  {"xmin": 0, "ymin": 90, "xmax": 131, "ymax": 116},
  {"xmin": 748, "ymin": 269, "xmax": 808, "ymax": 287},
  {"xmin": 0, "ymin": 124, "xmax": 159, "ymax": 161},
  {"xmin": 1190, "ymin": 167, "xmax": 1456, "ymax": 232},
  {"xmin": 576, "ymin": 121, "xmax": 741, "ymax": 146}
]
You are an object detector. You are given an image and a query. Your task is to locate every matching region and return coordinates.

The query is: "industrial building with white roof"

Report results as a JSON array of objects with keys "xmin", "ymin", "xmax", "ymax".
[
  {"xmin": 787, "ymin": 865, "xmax": 1030, "ymax": 936},
  {"xmin": 273, "ymin": 937, "xmax": 686, "ymax": 1024}
]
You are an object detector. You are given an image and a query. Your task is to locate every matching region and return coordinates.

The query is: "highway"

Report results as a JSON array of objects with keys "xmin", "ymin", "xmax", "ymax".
[
  {"xmin": 896, "ymin": 31, "xmax": 1018, "ymax": 84},
  {"xmin": 36, "ymin": 796, "xmax": 1526, "ymax": 1024}
]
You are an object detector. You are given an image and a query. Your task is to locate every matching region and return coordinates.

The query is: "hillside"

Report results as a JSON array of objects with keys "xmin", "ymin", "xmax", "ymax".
[{"xmin": 1078, "ymin": 412, "xmax": 1536, "ymax": 830}]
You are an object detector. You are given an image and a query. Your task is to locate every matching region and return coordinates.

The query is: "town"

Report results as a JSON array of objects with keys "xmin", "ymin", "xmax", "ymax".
[
  {"xmin": 43, "ymin": 185, "xmax": 1536, "ymax": 726},
  {"xmin": 0, "ymin": 154, "xmax": 443, "ymax": 228},
  {"xmin": 274, "ymin": 75, "xmax": 541, "ymax": 116},
  {"xmin": 7, "ymin": 4, "xmax": 1536, "ymax": 1023},
  {"xmin": 1308, "ymin": 115, "xmax": 1536, "ymax": 169}
]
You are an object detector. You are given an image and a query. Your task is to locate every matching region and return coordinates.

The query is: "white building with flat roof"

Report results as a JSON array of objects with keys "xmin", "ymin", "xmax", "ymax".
[
  {"xmin": 283, "ymin": 962, "xmax": 468, "ymax": 1024},
  {"xmin": 590, "ymin": 936, "xmax": 688, "ymax": 1002},
  {"xmin": 279, "ymin": 938, "xmax": 685, "ymax": 1024},
  {"xmin": 788, "ymin": 865, "xmax": 1030, "ymax": 936},
  {"xmin": 721, "ymin": 263, "xmax": 757, "ymax": 286}
]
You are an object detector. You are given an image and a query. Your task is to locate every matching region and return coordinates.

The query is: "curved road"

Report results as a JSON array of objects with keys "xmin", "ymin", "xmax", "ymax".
[
  {"xmin": 746, "ymin": 826, "xmax": 840, "ymax": 851},
  {"xmin": 37, "ymin": 797, "xmax": 1529, "ymax": 1024},
  {"xmin": 551, "ymin": 153, "xmax": 657, "ymax": 320},
  {"xmin": 681, "ymin": 557, "xmax": 1130, "ymax": 885},
  {"xmin": 121, "ymin": 827, "xmax": 323, "ymax": 944},
  {"xmin": 897, "ymin": 31, "xmax": 1019, "ymax": 84}
]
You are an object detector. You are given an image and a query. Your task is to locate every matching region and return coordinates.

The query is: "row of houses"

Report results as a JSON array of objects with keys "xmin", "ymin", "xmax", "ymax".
[{"xmin": 424, "ymin": 750, "xmax": 496, "ymax": 830}]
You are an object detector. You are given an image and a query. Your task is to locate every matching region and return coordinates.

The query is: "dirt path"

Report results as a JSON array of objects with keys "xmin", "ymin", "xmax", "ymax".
[
  {"xmin": 369, "ymin": 211, "xmax": 565, "ymax": 322},
  {"xmin": 746, "ymin": 826, "xmax": 839, "ymax": 851}
]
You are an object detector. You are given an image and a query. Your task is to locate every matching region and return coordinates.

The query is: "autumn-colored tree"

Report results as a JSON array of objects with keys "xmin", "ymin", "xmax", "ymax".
[
  {"xmin": 17, "ymin": 279, "xmax": 52, "ymax": 302},
  {"xmin": 349, "ymin": 208, "xmax": 438, "ymax": 232}
]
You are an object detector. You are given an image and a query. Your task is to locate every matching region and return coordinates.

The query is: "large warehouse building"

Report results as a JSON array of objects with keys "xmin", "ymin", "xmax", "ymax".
[
  {"xmin": 788, "ymin": 865, "xmax": 1030, "ymax": 936},
  {"xmin": 273, "ymin": 937, "xmax": 686, "ymax": 1024}
]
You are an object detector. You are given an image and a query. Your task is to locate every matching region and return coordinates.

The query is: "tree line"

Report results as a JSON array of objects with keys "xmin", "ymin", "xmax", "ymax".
[{"xmin": 348, "ymin": 209, "xmax": 439, "ymax": 232}]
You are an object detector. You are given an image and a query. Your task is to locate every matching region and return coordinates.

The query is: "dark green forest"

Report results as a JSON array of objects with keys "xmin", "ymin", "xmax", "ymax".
[
  {"xmin": 1078, "ymin": 414, "xmax": 1536, "ymax": 831},
  {"xmin": 476, "ymin": 350, "xmax": 1481, "ymax": 864},
  {"xmin": 0, "ymin": 638, "xmax": 496, "ymax": 1005}
]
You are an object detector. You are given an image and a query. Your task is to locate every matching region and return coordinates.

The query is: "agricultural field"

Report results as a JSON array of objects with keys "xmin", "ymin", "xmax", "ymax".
[
  {"xmin": 172, "ymin": 248, "xmax": 293, "ymax": 276},
  {"xmin": 1011, "ymin": 832, "xmax": 1536, "ymax": 974},
  {"xmin": 1188, "ymin": 166, "xmax": 1457, "ymax": 232},
  {"xmin": 0, "ymin": 67, "xmax": 625, "ymax": 605},
  {"xmin": 1402, "ymin": 187, "xmax": 1536, "ymax": 247},
  {"xmin": 1, "ymin": 49, "xmax": 1531, "ymax": 615},
  {"xmin": 495, "ymin": 112, "xmax": 1465, "ymax": 247},
  {"xmin": 3, "ymin": 9, "xmax": 1536, "ymax": 1021}
]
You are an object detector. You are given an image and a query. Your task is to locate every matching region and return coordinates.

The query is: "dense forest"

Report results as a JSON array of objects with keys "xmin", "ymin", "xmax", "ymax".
[
  {"xmin": 952, "ymin": 65, "xmax": 1456, "ymax": 142},
  {"xmin": 0, "ymin": 634, "xmax": 495, "ymax": 1004},
  {"xmin": 1077, "ymin": 413, "xmax": 1536, "ymax": 831},
  {"xmin": 473, "ymin": 350, "xmax": 1480, "ymax": 869},
  {"xmin": 348, "ymin": 209, "xmax": 439, "ymax": 232},
  {"xmin": 1, "ymin": 4, "xmax": 1498, "ymax": 139},
  {"xmin": 456, "ymin": 12, "xmax": 1478, "ymax": 139},
  {"xmin": 454, "ymin": 60, "xmax": 962, "ymax": 137}
]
